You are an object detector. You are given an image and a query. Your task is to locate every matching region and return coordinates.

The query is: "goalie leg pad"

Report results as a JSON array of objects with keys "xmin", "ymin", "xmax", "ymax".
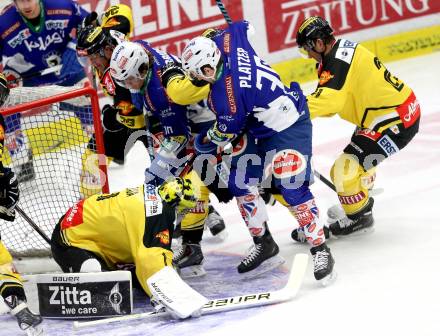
[{"xmin": 147, "ymin": 266, "xmax": 208, "ymax": 319}]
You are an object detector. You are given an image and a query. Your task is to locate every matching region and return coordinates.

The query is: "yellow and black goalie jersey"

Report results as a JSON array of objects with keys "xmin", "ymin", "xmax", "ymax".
[{"xmin": 307, "ymin": 39, "xmax": 420, "ymax": 133}]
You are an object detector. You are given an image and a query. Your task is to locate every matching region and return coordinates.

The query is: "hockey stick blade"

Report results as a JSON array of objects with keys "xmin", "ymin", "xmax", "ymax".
[{"xmin": 73, "ymin": 253, "xmax": 308, "ymax": 330}]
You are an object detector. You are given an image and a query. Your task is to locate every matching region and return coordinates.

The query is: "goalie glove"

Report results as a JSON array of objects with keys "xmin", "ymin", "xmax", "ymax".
[{"xmin": 0, "ymin": 168, "xmax": 19, "ymax": 221}]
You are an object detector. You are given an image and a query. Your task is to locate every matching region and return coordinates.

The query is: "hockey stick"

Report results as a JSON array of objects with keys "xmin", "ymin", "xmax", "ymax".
[
  {"xmin": 215, "ymin": 0, "xmax": 232, "ymax": 24},
  {"xmin": 73, "ymin": 253, "xmax": 308, "ymax": 330},
  {"xmin": 6, "ymin": 65, "xmax": 62, "ymax": 86},
  {"xmin": 15, "ymin": 205, "xmax": 51, "ymax": 245}
]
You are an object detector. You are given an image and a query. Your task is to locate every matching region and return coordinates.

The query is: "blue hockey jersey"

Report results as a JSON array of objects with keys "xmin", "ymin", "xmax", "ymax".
[
  {"xmin": 0, "ymin": 0, "xmax": 88, "ymax": 86},
  {"xmin": 209, "ymin": 21, "xmax": 308, "ymax": 138}
]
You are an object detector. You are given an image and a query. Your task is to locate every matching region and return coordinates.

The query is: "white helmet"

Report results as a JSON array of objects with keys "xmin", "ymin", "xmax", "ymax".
[
  {"xmin": 109, "ymin": 41, "xmax": 150, "ymax": 83},
  {"xmin": 181, "ymin": 36, "xmax": 221, "ymax": 82}
]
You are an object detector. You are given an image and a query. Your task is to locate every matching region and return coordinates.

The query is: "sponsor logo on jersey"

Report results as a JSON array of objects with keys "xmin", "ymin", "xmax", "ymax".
[
  {"xmin": 397, "ymin": 92, "xmax": 420, "ymax": 128},
  {"xmin": 7, "ymin": 28, "xmax": 31, "ymax": 48},
  {"xmin": 101, "ymin": 70, "xmax": 116, "ymax": 95},
  {"xmin": 318, "ymin": 70, "xmax": 334, "ymax": 85},
  {"xmin": 47, "ymin": 9, "xmax": 72, "ymax": 15},
  {"xmin": 225, "ymin": 75, "xmax": 237, "ymax": 113},
  {"xmin": 0, "ymin": 125, "xmax": 4, "ymax": 141},
  {"xmin": 378, "ymin": 135, "xmax": 399, "ymax": 157},
  {"xmin": 1, "ymin": 21, "xmax": 20, "ymax": 39},
  {"xmin": 62, "ymin": 199, "xmax": 85, "ymax": 229},
  {"xmin": 338, "ymin": 191, "xmax": 366, "ymax": 205},
  {"xmin": 155, "ymin": 229, "xmax": 170, "ymax": 245},
  {"xmin": 24, "ymin": 31, "xmax": 65, "ymax": 52},
  {"xmin": 271, "ymin": 149, "xmax": 307, "ymax": 178},
  {"xmin": 355, "ymin": 128, "xmax": 381, "ymax": 141},
  {"xmin": 223, "ymin": 33, "xmax": 230, "ymax": 53},
  {"xmin": 45, "ymin": 19, "xmax": 68, "ymax": 30},
  {"xmin": 190, "ymin": 200, "xmax": 206, "ymax": 214}
]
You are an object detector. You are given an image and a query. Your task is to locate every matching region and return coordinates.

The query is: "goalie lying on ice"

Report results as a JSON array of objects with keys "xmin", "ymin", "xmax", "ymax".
[{"xmin": 50, "ymin": 178, "xmax": 208, "ymax": 318}]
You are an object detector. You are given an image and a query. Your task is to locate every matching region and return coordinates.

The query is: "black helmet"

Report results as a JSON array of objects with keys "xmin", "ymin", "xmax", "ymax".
[
  {"xmin": 77, "ymin": 26, "xmax": 110, "ymax": 57},
  {"xmin": 296, "ymin": 16, "xmax": 333, "ymax": 49}
]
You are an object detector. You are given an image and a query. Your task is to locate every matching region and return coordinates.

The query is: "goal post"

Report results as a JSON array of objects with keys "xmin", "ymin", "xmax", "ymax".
[{"xmin": 0, "ymin": 84, "xmax": 109, "ymax": 257}]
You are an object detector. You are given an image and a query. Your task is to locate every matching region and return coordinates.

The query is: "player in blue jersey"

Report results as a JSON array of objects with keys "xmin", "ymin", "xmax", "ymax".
[
  {"xmin": 180, "ymin": 21, "xmax": 336, "ymax": 283},
  {"xmin": 0, "ymin": 0, "xmax": 89, "ymax": 183},
  {"xmin": 108, "ymin": 41, "xmax": 281, "ymax": 278}
]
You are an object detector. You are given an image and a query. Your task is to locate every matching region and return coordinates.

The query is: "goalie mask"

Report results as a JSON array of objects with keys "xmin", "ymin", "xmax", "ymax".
[
  {"xmin": 109, "ymin": 41, "xmax": 150, "ymax": 89},
  {"xmin": 181, "ymin": 36, "xmax": 222, "ymax": 83}
]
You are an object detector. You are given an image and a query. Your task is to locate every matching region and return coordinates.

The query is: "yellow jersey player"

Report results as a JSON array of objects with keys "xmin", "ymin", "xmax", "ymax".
[
  {"xmin": 50, "ymin": 178, "xmax": 208, "ymax": 318},
  {"xmin": 294, "ymin": 17, "xmax": 420, "ymax": 238},
  {"xmin": 0, "ymin": 73, "xmax": 43, "ymax": 334}
]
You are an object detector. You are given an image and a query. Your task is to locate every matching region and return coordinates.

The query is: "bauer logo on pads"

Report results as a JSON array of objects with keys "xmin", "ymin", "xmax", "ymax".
[{"xmin": 32, "ymin": 271, "xmax": 132, "ymax": 319}]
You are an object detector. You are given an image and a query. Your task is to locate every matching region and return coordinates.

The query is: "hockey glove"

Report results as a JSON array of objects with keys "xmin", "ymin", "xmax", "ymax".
[
  {"xmin": 161, "ymin": 62, "xmax": 185, "ymax": 88},
  {"xmin": 0, "ymin": 73, "xmax": 10, "ymax": 107},
  {"xmin": 207, "ymin": 122, "xmax": 236, "ymax": 147},
  {"xmin": 0, "ymin": 168, "xmax": 19, "ymax": 221},
  {"xmin": 102, "ymin": 104, "xmax": 124, "ymax": 132}
]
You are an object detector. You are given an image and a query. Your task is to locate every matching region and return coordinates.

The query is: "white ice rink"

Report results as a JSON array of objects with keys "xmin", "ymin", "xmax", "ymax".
[{"xmin": 1, "ymin": 51, "xmax": 439, "ymax": 336}]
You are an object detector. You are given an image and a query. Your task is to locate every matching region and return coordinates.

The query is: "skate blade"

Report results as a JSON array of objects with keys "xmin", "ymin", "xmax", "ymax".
[
  {"xmin": 332, "ymin": 226, "xmax": 375, "ymax": 239},
  {"xmin": 26, "ymin": 325, "xmax": 44, "ymax": 336},
  {"xmin": 179, "ymin": 265, "xmax": 207, "ymax": 279},
  {"xmin": 239, "ymin": 255, "xmax": 286, "ymax": 280},
  {"xmin": 318, "ymin": 270, "xmax": 337, "ymax": 287}
]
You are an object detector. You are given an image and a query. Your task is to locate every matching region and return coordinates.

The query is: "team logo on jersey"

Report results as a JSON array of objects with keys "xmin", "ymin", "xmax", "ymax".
[
  {"xmin": 271, "ymin": 149, "xmax": 307, "ymax": 178},
  {"xmin": 7, "ymin": 28, "xmax": 31, "ymax": 48},
  {"xmin": 155, "ymin": 229, "xmax": 170, "ymax": 245},
  {"xmin": 318, "ymin": 70, "xmax": 334, "ymax": 85}
]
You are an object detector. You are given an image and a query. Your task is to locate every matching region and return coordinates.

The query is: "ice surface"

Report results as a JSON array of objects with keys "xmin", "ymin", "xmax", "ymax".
[{"xmin": 0, "ymin": 52, "xmax": 439, "ymax": 336}]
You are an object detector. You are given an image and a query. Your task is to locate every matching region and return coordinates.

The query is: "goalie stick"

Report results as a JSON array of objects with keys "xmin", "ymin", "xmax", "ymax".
[{"xmin": 73, "ymin": 253, "xmax": 308, "ymax": 330}]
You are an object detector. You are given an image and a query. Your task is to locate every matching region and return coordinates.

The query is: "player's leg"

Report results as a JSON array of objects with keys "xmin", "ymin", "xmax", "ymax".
[
  {"xmin": 329, "ymin": 119, "xmax": 419, "ymax": 236},
  {"xmin": 174, "ymin": 170, "xmax": 209, "ymax": 278},
  {"xmin": 262, "ymin": 118, "xmax": 335, "ymax": 284},
  {"xmin": 0, "ymin": 240, "xmax": 42, "ymax": 332}
]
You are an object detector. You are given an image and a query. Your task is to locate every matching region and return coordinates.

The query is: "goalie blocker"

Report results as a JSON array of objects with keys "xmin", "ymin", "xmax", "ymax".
[{"xmin": 28, "ymin": 271, "xmax": 132, "ymax": 319}]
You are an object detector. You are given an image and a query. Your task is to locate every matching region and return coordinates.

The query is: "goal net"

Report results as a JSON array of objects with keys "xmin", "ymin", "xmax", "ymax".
[{"xmin": 0, "ymin": 84, "xmax": 108, "ymax": 257}]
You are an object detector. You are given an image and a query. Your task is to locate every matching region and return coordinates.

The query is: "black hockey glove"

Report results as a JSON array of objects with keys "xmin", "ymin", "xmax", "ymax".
[
  {"xmin": 79, "ymin": 11, "xmax": 99, "ymax": 31},
  {"xmin": 160, "ymin": 62, "xmax": 185, "ymax": 88},
  {"xmin": 0, "ymin": 168, "xmax": 19, "ymax": 222},
  {"xmin": 102, "ymin": 104, "xmax": 124, "ymax": 132}
]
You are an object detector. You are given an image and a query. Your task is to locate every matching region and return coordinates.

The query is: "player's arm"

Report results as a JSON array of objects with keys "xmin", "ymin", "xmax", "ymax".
[
  {"xmin": 161, "ymin": 63, "xmax": 210, "ymax": 106},
  {"xmin": 306, "ymin": 85, "xmax": 346, "ymax": 119}
]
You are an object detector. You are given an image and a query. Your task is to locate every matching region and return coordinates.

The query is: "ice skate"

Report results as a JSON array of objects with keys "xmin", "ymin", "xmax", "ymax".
[
  {"xmin": 291, "ymin": 226, "xmax": 330, "ymax": 243},
  {"xmin": 329, "ymin": 198, "xmax": 375, "ymax": 237},
  {"xmin": 237, "ymin": 229, "xmax": 285, "ymax": 279},
  {"xmin": 173, "ymin": 243, "xmax": 206, "ymax": 278},
  {"xmin": 205, "ymin": 205, "xmax": 227, "ymax": 241},
  {"xmin": 4, "ymin": 295, "xmax": 43, "ymax": 335},
  {"xmin": 310, "ymin": 243, "xmax": 336, "ymax": 286}
]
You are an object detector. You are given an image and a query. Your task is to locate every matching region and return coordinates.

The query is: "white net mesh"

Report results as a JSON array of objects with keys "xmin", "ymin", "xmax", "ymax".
[{"xmin": 0, "ymin": 85, "xmax": 107, "ymax": 257}]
